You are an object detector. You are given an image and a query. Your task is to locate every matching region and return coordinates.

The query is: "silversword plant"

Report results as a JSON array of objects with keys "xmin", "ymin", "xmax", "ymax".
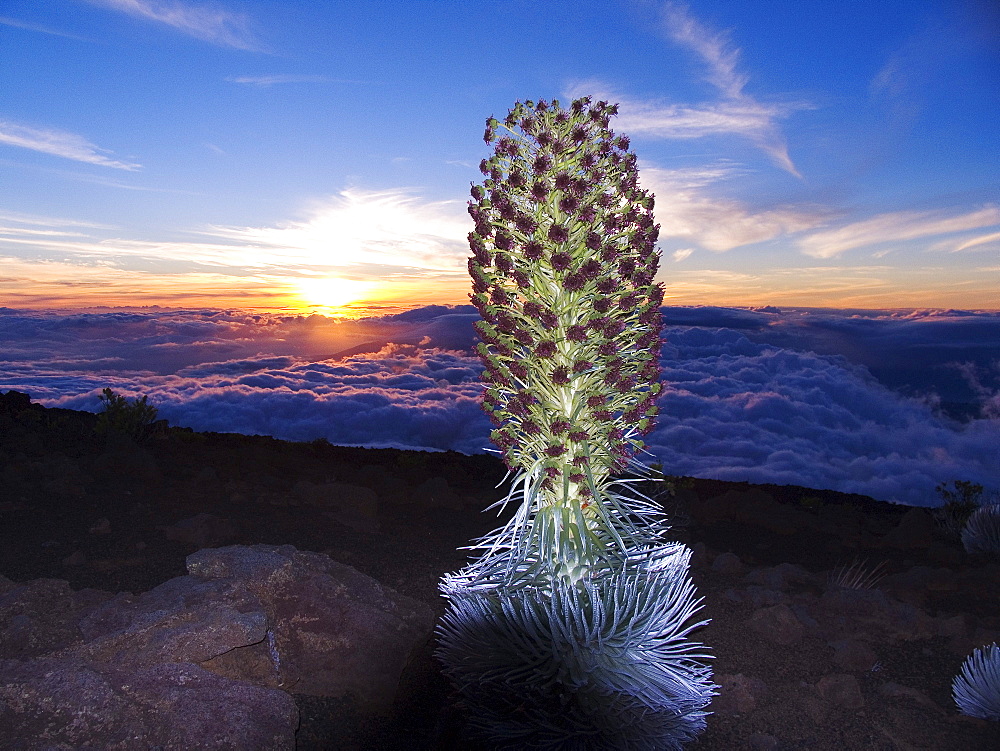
[
  {"xmin": 437, "ymin": 97, "xmax": 715, "ymax": 750},
  {"xmin": 953, "ymin": 642, "xmax": 1000, "ymax": 721}
]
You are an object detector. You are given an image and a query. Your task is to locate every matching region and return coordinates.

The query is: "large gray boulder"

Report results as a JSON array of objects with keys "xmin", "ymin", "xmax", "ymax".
[{"xmin": 0, "ymin": 544, "xmax": 436, "ymax": 749}]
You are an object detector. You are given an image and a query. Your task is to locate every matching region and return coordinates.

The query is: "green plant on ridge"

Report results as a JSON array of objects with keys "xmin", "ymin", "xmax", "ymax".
[
  {"xmin": 932, "ymin": 480, "xmax": 991, "ymax": 540},
  {"xmin": 436, "ymin": 96, "xmax": 715, "ymax": 750},
  {"xmin": 95, "ymin": 387, "xmax": 158, "ymax": 442}
]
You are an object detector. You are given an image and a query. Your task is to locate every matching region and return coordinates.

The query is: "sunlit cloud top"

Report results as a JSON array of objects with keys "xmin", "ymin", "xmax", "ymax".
[{"xmin": 1, "ymin": 0, "xmax": 997, "ymax": 312}]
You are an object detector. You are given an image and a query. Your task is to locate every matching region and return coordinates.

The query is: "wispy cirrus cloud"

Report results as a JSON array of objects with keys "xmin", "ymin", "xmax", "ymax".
[
  {"xmin": 798, "ymin": 206, "xmax": 1000, "ymax": 259},
  {"xmin": 226, "ymin": 75, "xmax": 365, "ymax": 87},
  {"xmin": 637, "ymin": 161, "xmax": 830, "ymax": 251},
  {"xmin": 86, "ymin": 0, "xmax": 262, "ymax": 51},
  {"xmin": 571, "ymin": 2, "xmax": 806, "ymax": 176},
  {"xmin": 0, "ymin": 15, "xmax": 94, "ymax": 42},
  {"xmin": 0, "ymin": 120, "xmax": 140, "ymax": 170}
]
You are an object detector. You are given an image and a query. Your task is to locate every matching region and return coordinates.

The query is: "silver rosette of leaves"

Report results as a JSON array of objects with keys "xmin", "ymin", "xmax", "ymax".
[{"xmin": 437, "ymin": 97, "xmax": 716, "ymax": 750}]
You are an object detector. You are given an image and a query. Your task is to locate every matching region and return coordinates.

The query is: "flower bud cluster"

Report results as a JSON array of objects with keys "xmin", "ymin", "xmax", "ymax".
[{"xmin": 469, "ymin": 97, "xmax": 664, "ymax": 500}]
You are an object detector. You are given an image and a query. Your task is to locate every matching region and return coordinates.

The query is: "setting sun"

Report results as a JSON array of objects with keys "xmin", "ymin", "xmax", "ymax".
[{"xmin": 294, "ymin": 276, "xmax": 377, "ymax": 313}]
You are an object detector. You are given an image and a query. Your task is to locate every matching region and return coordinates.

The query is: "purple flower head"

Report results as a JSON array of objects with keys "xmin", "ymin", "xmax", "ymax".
[
  {"xmin": 523, "ymin": 240, "xmax": 544, "ymax": 260},
  {"xmin": 558, "ymin": 195, "xmax": 579, "ymax": 213},
  {"xmin": 563, "ymin": 273, "xmax": 585, "ymax": 291},
  {"xmin": 536, "ymin": 130, "xmax": 553, "ymax": 148},
  {"xmin": 550, "ymin": 251, "xmax": 572, "ymax": 270},
  {"xmin": 598, "ymin": 192, "xmax": 614, "ymax": 208},
  {"xmin": 517, "ymin": 390, "xmax": 537, "ymax": 408},
  {"xmin": 617, "ymin": 259, "xmax": 636, "ymax": 278},
  {"xmin": 550, "ymin": 139, "xmax": 568, "ymax": 155},
  {"xmin": 572, "ymin": 454, "xmax": 589, "ymax": 467},
  {"xmin": 555, "ymin": 109, "xmax": 570, "ymax": 123},
  {"xmin": 494, "ymin": 253, "xmax": 513, "ymax": 273},
  {"xmin": 511, "ymin": 270, "xmax": 530, "ymax": 289},
  {"xmin": 593, "ymin": 297, "xmax": 612, "ymax": 313},
  {"xmin": 508, "ymin": 170, "xmax": 527, "ymax": 189},
  {"xmin": 497, "ymin": 200, "xmax": 517, "ymax": 221},
  {"xmin": 554, "ymin": 172, "xmax": 573, "ymax": 191},
  {"xmin": 548, "ymin": 224, "xmax": 569, "ymax": 244},
  {"xmin": 494, "ymin": 232, "xmax": 514, "ymax": 251},
  {"xmin": 479, "ymin": 158, "xmax": 490, "ymax": 175},
  {"xmin": 569, "ymin": 473, "xmax": 586, "ymax": 484},
  {"xmin": 639, "ymin": 309, "xmax": 661, "ymax": 326},
  {"xmin": 598, "ymin": 341, "xmax": 617, "ymax": 357},
  {"xmin": 537, "ymin": 99, "xmax": 549, "ymax": 111},
  {"xmin": 567, "ymin": 325, "xmax": 588, "ymax": 342},
  {"xmin": 581, "ymin": 151, "xmax": 597, "ymax": 169},
  {"xmin": 600, "ymin": 244, "xmax": 619, "ymax": 263},
  {"xmin": 469, "ymin": 292, "xmax": 488, "ymax": 314},
  {"xmin": 596, "ymin": 277, "xmax": 618, "ymax": 295},
  {"xmin": 617, "ymin": 292, "xmax": 638, "ymax": 311},
  {"xmin": 551, "ymin": 366, "xmax": 570, "ymax": 385},
  {"xmin": 544, "ymin": 443, "xmax": 566, "ymax": 457},
  {"xmin": 523, "ymin": 419, "xmax": 541, "ymax": 435},
  {"xmin": 550, "ymin": 420, "xmax": 570, "ymax": 434},
  {"xmin": 532, "ymin": 154, "xmax": 552, "ymax": 174},
  {"xmin": 490, "ymin": 167, "xmax": 502, "ymax": 183},
  {"xmin": 586, "ymin": 231, "xmax": 602, "ymax": 251},
  {"xmin": 540, "ymin": 310, "xmax": 558, "ymax": 328},
  {"xmin": 470, "ymin": 185, "xmax": 484, "ymax": 201},
  {"xmin": 531, "ymin": 181, "xmax": 549, "ymax": 202},
  {"xmin": 515, "ymin": 214, "xmax": 537, "ymax": 234},
  {"xmin": 571, "ymin": 125, "xmax": 588, "ymax": 143},
  {"xmin": 594, "ymin": 409, "xmax": 613, "ymax": 421},
  {"xmin": 497, "ymin": 137, "xmax": 519, "ymax": 157},
  {"xmin": 523, "ymin": 300, "xmax": 543, "ymax": 319},
  {"xmin": 580, "ymin": 259, "xmax": 602, "ymax": 279},
  {"xmin": 615, "ymin": 376, "xmax": 636, "ymax": 393},
  {"xmin": 572, "ymin": 360, "xmax": 592, "ymax": 373},
  {"xmin": 637, "ymin": 331, "xmax": 659, "ymax": 349},
  {"xmin": 509, "ymin": 362, "xmax": 528, "ymax": 381},
  {"xmin": 519, "ymin": 115, "xmax": 537, "ymax": 133},
  {"xmin": 534, "ymin": 340, "xmax": 557, "ymax": 358},
  {"xmin": 545, "ymin": 466, "xmax": 561, "ymax": 478},
  {"xmin": 616, "ymin": 135, "xmax": 630, "ymax": 151},
  {"xmin": 513, "ymin": 328, "xmax": 534, "ymax": 346}
]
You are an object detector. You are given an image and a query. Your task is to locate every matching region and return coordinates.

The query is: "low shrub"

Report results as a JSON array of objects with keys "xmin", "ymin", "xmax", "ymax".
[{"xmin": 94, "ymin": 388, "xmax": 159, "ymax": 442}]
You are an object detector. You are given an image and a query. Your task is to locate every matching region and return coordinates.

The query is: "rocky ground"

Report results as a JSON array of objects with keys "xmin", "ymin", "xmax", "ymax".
[{"xmin": 0, "ymin": 391, "xmax": 997, "ymax": 750}]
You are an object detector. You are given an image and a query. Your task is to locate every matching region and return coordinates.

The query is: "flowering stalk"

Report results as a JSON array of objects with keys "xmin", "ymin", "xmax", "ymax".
[
  {"xmin": 463, "ymin": 96, "xmax": 667, "ymax": 585},
  {"xmin": 437, "ymin": 97, "xmax": 715, "ymax": 749}
]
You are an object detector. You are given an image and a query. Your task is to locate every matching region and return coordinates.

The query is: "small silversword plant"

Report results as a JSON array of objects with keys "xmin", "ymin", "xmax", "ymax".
[
  {"xmin": 953, "ymin": 642, "xmax": 1000, "ymax": 720},
  {"xmin": 437, "ymin": 97, "xmax": 715, "ymax": 750}
]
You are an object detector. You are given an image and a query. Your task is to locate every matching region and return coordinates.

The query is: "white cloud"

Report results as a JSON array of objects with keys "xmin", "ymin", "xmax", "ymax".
[
  {"xmin": 0, "ymin": 15, "xmax": 93, "ymax": 42},
  {"xmin": 87, "ymin": 0, "xmax": 261, "ymax": 50},
  {"xmin": 672, "ymin": 248, "xmax": 694, "ymax": 262},
  {"xmin": 798, "ymin": 206, "xmax": 1000, "ymax": 259},
  {"xmin": 572, "ymin": 2, "xmax": 805, "ymax": 177},
  {"xmin": 3, "ymin": 306, "xmax": 999, "ymax": 505},
  {"xmin": 226, "ymin": 75, "xmax": 360, "ymax": 87},
  {"xmin": 637, "ymin": 161, "xmax": 829, "ymax": 251},
  {"xmin": 204, "ymin": 187, "xmax": 471, "ymax": 277},
  {"xmin": 0, "ymin": 120, "xmax": 140, "ymax": 170},
  {"xmin": 946, "ymin": 230, "xmax": 1000, "ymax": 253}
]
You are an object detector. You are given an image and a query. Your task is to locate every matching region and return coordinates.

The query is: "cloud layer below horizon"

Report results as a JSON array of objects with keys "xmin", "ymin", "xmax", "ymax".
[{"xmin": 1, "ymin": 304, "xmax": 998, "ymax": 507}]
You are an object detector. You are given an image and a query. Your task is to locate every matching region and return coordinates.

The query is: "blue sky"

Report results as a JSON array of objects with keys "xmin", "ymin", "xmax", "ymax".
[{"xmin": 1, "ymin": 0, "xmax": 998, "ymax": 312}]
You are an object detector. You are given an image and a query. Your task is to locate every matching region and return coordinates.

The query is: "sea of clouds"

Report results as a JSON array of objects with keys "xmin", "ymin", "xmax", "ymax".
[{"xmin": 1, "ymin": 304, "xmax": 998, "ymax": 507}]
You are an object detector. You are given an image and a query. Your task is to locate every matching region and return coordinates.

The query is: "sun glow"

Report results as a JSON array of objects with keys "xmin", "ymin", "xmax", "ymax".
[{"xmin": 294, "ymin": 276, "xmax": 378, "ymax": 314}]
